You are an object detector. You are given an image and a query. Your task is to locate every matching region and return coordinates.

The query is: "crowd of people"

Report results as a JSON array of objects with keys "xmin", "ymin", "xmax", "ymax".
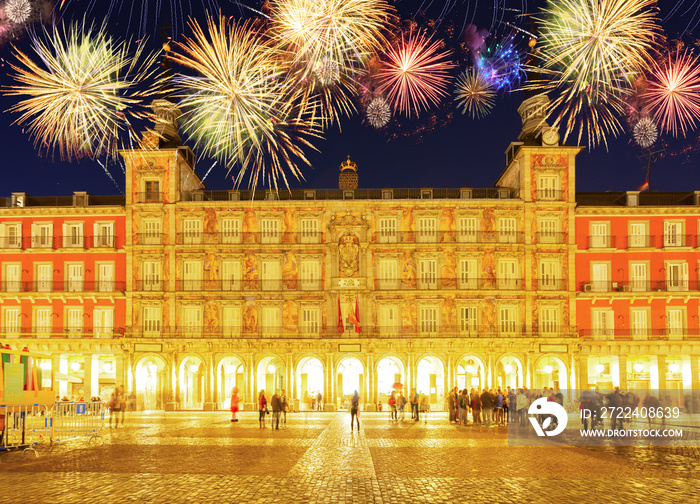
[{"xmin": 386, "ymin": 389, "xmax": 424, "ymax": 421}]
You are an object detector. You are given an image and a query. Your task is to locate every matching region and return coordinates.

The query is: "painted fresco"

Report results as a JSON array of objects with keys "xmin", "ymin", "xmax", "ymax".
[
  {"xmin": 243, "ymin": 301, "xmax": 257, "ymax": 334},
  {"xmin": 283, "ymin": 300, "xmax": 298, "ymax": 333},
  {"xmin": 401, "ymin": 297, "xmax": 416, "ymax": 332},
  {"xmin": 442, "ymin": 297, "xmax": 456, "ymax": 331},
  {"xmin": 441, "ymin": 249, "xmax": 456, "ymax": 288},
  {"xmin": 283, "ymin": 209, "xmax": 296, "ymax": 243},
  {"xmin": 205, "ymin": 252, "xmax": 218, "ymax": 289},
  {"xmin": 204, "ymin": 208, "xmax": 217, "ymax": 240},
  {"xmin": 242, "ymin": 208, "xmax": 257, "ymax": 243},
  {"xmin": 204, "ymin": 301, "xmax": 218, "ymax": 334},
  {"xmin": 482, "ymin": 297, "xmax": 495, "ymax": 334},
  {"xmin": 244, "ymin": 253, "xmax": 258, "ymax": 289},
  {"xmin": 441, "ymin": 208, "xmax": 455, "ymax": 241},
  {"xmin": 282, "ymin": 252, "xmax": 298, "ymax": 289},
  {"xmin": 481, "ymin": 250, "xmax": 495, "ymax": 287},
  {"xmin": 401, "ymin": 250, "xmax": 416, "ymax": 288},
  {"xmin": 401, "ymin": 207, "xmax": 414, "ymax": 242}
]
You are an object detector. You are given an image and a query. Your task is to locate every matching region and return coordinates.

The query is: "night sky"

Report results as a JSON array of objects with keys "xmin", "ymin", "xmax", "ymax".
[{"xmin": 0, "ymin": 0, "xmax": 698, "ymax": 196}]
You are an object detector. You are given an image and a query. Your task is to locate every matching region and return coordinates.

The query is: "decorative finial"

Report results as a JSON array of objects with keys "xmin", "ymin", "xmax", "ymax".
[{"xmin": 339, "ymin": 155, "xmax": 358, "ymax": 189}]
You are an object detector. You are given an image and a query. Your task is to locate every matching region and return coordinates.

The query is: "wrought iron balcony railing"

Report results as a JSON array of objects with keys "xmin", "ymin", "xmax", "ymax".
[
  {"xmin": 579, "ymin": 280, "xmax": 700, "ymax": 293},
  {"xmin": 578, "ymin": 328, "xmax": 700, "ymax": 341},
  {"xmin": 0, "ymin": 235, "xmax": 120, "ymax": 250},
  {"xmin": 0, "ymin": 327, "xmax": 125, "ymax": 338},
  {"xmin": 0, "ymin": 281, "xmax": 126, "ymax": 293},
  {"xmin": 136, "ymin": 192, "xmax": 163, "ymax": 203},
  {"xmin": 535, "ymin": 232, "xmax": 567, "ymax": 244}
]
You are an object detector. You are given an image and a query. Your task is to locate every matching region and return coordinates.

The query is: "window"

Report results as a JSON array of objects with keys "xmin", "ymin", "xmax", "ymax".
[
  {"xmin": 540, "ymin": 307, "xmax": 558, "ymax": 334},
  {"xmin": 664, "ymin": 221, "xmax": 684, "ymax": 247},
  {"xmin": 3, "ymin": 307, "xmax": 21, "ymax": 336},
  {"xmin": 142, "ymin": 261, "xmax": 162, "ymax": 291},
  {"xmin": 420, "ymin": 306, "xmax": 438, "ymax": 334},
  {"xmin": 261, "ymin": 260, "xmax": 281, "ymax": 290},
  {"xmin": 65, "ymin": 263, "xmax": 84, "ymax": 292},
  {"xmin": 665, "ymin": 262, "xmax": 688, "ymax": 291},
  {"xmin": 32, "ymin": 222, "xmax": 53, "ymax": 248},
  {"xmin": 538, "ymin": 218, "xmax": 559, "ymax": 244},
  {"xmin": 35, "ymin": 263, "xmax": 52, "ymax": 292},
  {"xmin": 589, "ymin": 222, "xmax": 610, "ymax": 248},
  {"xmin": 0, "ymin": 223, "xmax": 21, "ymax": 248},
  {"xmin": 499, "ymin": 306, "xmax": 517, "ymax": 334},
  {"xmin": 457, "ymin": 217, "xmax": 478, "ymax": 243},
  {"xmin": 591, "ymin": 309, "xmax": 614, "ymax": 338},
  {"xmin": 221, "ymin": 260, "xmax": 242, "ymax": 291},
  {"xmin": 628, "ymin": 221, "xmax": 648, "ymax": 248},
  {"xmin": 221, "ymin": 219, "xmax": 242, "ymax": 244},
  {"xmin": 183, "ymin": 260, "xmax": 203, "ymax": 291},
  {"xmin": 261, "ymin": 306, "xmax": 281, "ymax": 336},
  {"xmin": 498, "ymin": 217, "xmax": 517, "ymax": 243},
  {"xmin": 418, "ymin": 259, "xmax": 438, "ymax": 289},
  {"xmin": 458, "ymin": 258, "xmax": 477, "ymax": 289},
  {"xmin": 142, "ymin": 220, "xmax": 162, "ymax": 245},
  {"xmin": 417, "ymin": 217, "xmax": 437, "ymax": 243},
  {"xmin": 629, "ymin": 262, "xmax": 648, "ymax": 292},
  {"xmin": 459, "ymin": 306, "xmax": 478, "ymax": 335},
  {"xmin": 666, "ymin": 308, "xmax": 685, "ymax": 337},
  {"xmin": 590, "ymin": 262, "xmax": 610, "ymax": 292},
  {"xmin": 34, "ymin": 307, "xmax": 52, "ymax": 336},
  {"xmin": 301, "ymin": 307, "xmax": 320, "ymax": 335},
  {"xmin": 498, "ymin": 259, "xmax": 518, "ymax": 289},
  {"xmin": 300, "ymin": 219, "xmax": 320, "ymax": 244},
  {"xmin": 182, "ymin": 307, "xmax": 202, "ymax": 336},
  {"xmin": 260, "ymin": 219, "xmax": 280, "ymax": 244},
  {"xmin": 539, "ymin": 260, "xmax": 558, "ymax": 290},
  {"xmin": 538, "ymin": 175, "xmax": 559, "ymax": 200},
  {"xmin": 222, "ymin": 305, "xmax": 242, "ymax": 337},
  {"xmin": 183, "ymin": 219, "xmax": 202, "ymax": 244},
  {"xmin": 377, "ymin": 258, "xmax": 399, "ymax": 290},
  {"xmin": 378, "ymin": 305, "xmax": 400, "ymax": 336},
  {"xmin": 300, "ymin": 260, "xmax": 322, "ymax": 290},
  {"xmin": 144, "ymin": 180, "xmax": 160, "ymax": 202},
  {"xmin": 377, "ymin": 218, "xmax": 398, "ymax": 243},
  {"xmin": 97, "ymin": 263, "xmax": 115, "ymax": 292},
  {"xmin": 3, "ymin": 263, "xmax": 21, "ymax": 292},
  {"xmin": 63, "ymin": 222, "xmax": 84, "ymax": 248},
  {"xmin": 65, "ymin": 307, "xmax": 83, "ymax": 336},
  {"xmin": 630, "ymin": 309, "xmax": 649, "ymax": 339},
  {"xmin": 93, "ymin": 222, "xmax": 114, "ymax": 247},
  {"xmin": 93, "ymin": 308, "xmax": 114, "ymax": 337},
  {"xmin": 143, "ymin": 306, "xmax": 162, "ymax": 335}
]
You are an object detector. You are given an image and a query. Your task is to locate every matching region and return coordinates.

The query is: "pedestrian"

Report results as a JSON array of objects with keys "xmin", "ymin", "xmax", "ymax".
[
  {"xmin": 398, "ymin": 392, "xmax": 406, "ymax": 420},
  {"xmin": 116, "ymin": 385, "xmax": 126, "ymax": 426},
  {"xmin": 494, "ymin": 389, "xmax": 504, "ymax": 425},
  {"xmin": 317, "ymin": 392, "xmax": 323, "ymax": 411},
  {"xmin": 108, "ymin": 388, "xmax": 119, "ymax": 428},
  {"xmin": 388, "ymin": 392, "xmax": 397, "ymax": 420},
  {"xmin": 350, "ymin": 390, "xmax": 360, "ymax": 432},
  {"xmin": 271, "ymin": 390, "xmax": 282, "ymax": 430},
  {"xmin": 258, "ymin": 390, "xmax": 268, "ymax": 429},
  {"xmin": 471, "ymin": 388, "xmax": 481, "ymax": 426},
  {"xmin": 508, "ymin": 387, "xmax": 517, "ymax": 423},
  {"xmin": 480, "ymin": 389, "xmax": 493, "ymax": 427},
  {"xmin": 459, "ymin": 389, "xmax": 469, "ymax": 426},
  {"xmin": 411, "ymin": 388, "xmax": 420, "ymax": 421},
  {"xmin": 230, "ymin": 387, "xmax": 240, "ymax": 422},
  {"xmin": 447, "ymin": 388, "xmax": 456, "ymax": 423},
  {"xmin": 281, "ymin": 389, "xmax": 288, "ymax": 424}
]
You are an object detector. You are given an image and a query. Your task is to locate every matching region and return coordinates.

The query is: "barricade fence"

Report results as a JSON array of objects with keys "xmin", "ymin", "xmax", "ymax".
[
  {"xmin": 50, "ymin": 400, "xmax": 105, "ymax": 449},
  {"xmin": 0, "ymin": 403, "xmax": 50, "ymax": 457}
]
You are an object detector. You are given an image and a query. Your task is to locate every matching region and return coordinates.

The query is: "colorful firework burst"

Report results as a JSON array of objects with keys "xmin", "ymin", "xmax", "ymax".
[
  {"xmin": 171, "ymin": 15, "xmax": 322, "ymax": 190},
  {"xmin": 634, "ymin": 116, "xmax": 658, "ymax": 148},
  {"xmin": 4, "ymin": 22, "xmax": 157, "ymax": 161},
  {"xmin": 377, "ymin": 29, "xmax": 456, "ymax": 117},
  {"xmin": 524, "ymin": 0, "xmax": 662, "ymax": 148},
  {"xmin": 314, "ymin": 57, "xmax": 340, "ymax": 86},
  {"xmin": 644, "ymin": 48, "xmax": 700, "ymax": 138},
  {"xmin": 366, "ymin": 97, "xmax": 391, "ymax": 128},
  {"xmin": 454, "ymin": 68, "xmax": 496, "ymax": 119},
  {"xmin": 6, "ymin": 0, "xmax": 32, "ymax": 24},
  {"xmin": 474, "ymin": 35, "xmax": 523, "ymax": 91}
]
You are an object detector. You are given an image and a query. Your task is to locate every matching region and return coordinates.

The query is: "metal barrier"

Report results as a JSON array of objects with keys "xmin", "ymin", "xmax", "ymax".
[
  {"xmin": 0, "ymin": 403, "xmax": 50, "ymax": 458},
  {"xmin": 50, "ymin": 401, "xmax": 105, "ymax": 449}
]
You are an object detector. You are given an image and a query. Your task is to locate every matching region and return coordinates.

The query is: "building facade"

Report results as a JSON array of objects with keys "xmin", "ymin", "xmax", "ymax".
[{"xmin": 1, "ymin": 95, "xmax": 698, "ymax": 411}]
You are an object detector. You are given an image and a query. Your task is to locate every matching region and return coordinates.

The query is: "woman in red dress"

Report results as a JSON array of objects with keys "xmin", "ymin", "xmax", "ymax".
[{"xmin": 230, "ymin": 387, "xmax": 240, "ymax": 422}]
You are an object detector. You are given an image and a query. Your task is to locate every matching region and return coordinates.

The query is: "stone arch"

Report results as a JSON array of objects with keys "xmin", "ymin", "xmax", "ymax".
[
  {"xmin": 134, "ymin": 354, "xmax": 169, "ymax": 411},
  {"xmin": 255, "ymin": 354, "xmax": 286, "ymax": 398},
  {"xmin": 336, "ymin": 355, "xmax": 365, "ymax": 407},
  {"xmin": 495, "ymin": 353, "xmax": 525, "ymax": 391},
  {"xmin": 375, "ymin": 354, "xmax": 406, "ymax": 398},
  {"xmin": 455, "ymin": 353, "xmax": 488, "ymax": 392},
  {"xmin": 215, "ymin": 354, "xmax": 246, "ymax": 407},
  {"xmin": 415, "ymin": 354, "xmax": 447, "ymax": 410},
  {"xmin": 178, "ymin": 353, "xmax": 207, "ymax": 410},
  {"xmin": 295, "ymin": 355, "xmax": 325, "ymax": 409}
]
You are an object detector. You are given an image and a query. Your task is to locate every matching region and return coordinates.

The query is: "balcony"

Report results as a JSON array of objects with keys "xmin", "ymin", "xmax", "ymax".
[
  {"xmin": 535, "ymin": 278, "xmax": 568, "ymax": 290},
  {"xmin": 135, "ymin": 280, "xmax": 165, "ymax": 291},
  {"xmin": 579, "ymin": 280, "xmax": 699, "ymax": 293},
  {"xmin": 134, "ymin": 233, "xmax": 164, "ymax": 245},
  {"xmin": 626, "ymin": 235, "xmax": 656, "ymax": 248},
  {"xmin": 579, "ymin": 328, "xmax": 700, "ymax": 341},
  {"xmin": 175, "ymin": 231, "xmax": 324, "ymax": 245},
  {"xmin": 535, "ymin": 189, "xmax": 565, "ymax": 201},
  {"xmin": 0, "ymin": 280, "xmax": 126, "ymax": 293},
  {"xmin": 536, "ymin": 232, "xmax": 567, "ymax": 244},
  {"xmin": 136, "ymin": 192, "xmax": 163, "ymax": 203},
  {"xmin": 0, "ymin": 326, "xmax": 124, "ymax": 338},
  {"xmin": 373, "ymin": 277, "xmax": 523, "ymax": 290},
  {"xmin": 662, "ymin": 234, "xmax": 696, "ymax": 248},
  {"xmin": 0, "ymin": 235, "xmax": 120, "ymax": 250},
  {"xmin": 587, "ymin": 235, "xmax": 616, "ymax": 249}
]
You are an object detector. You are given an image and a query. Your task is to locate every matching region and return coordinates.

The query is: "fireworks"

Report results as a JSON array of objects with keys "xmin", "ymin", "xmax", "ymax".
[
  {"xmin": 314, "ymin": 57, "xmax": 340, "ymax": 86},
  {"xmin": 377, "ymin": 29, "xmax": 456, "ymax": 117},
  {"xmin": 366, "ymin": 97, "xmax": 391, "ymax": 128},
  {"xmin": 454, "ymin": 68, "xmax": 496, "ymax": 119},
  {"xmin": 171, "ymin": 15, "xmax": 322, "ymax": 190},
  {"xmin": 634, "ymin": 116, "xmax": 658, "ymax": 148},
  {"xmin": 6, "ymin": 0, "xmax": 32, "ymax": 24},
  {"xmin": 4, "ymin": 22, "xmax": 157, "ymax": 161},
  {"xmin": 474, "ymin": 36, "xmax": 523, "ymax": 91},
  {"xmin": 526, "ymin": 0, "xmax": 662, "ymax": 148},
  {"xmin": 644, "ymin": 48, "xmax": 700, "ymax": 138}
]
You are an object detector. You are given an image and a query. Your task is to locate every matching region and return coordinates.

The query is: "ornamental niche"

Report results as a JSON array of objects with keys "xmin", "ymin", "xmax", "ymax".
[{"xmin": 339, "ymin": 234, "xmax": 360, "ymax": 277}]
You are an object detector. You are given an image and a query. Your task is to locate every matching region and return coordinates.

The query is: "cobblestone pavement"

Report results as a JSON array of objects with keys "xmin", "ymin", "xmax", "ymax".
[{"xmin": 2, "ymin": 411, "xmax": 699, "ymax": 503}]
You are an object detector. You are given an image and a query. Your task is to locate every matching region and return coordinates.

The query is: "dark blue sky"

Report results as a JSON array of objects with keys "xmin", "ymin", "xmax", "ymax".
[{"xmin": 0, "ymin": 0, "xmax": 698, "ymax": 196}]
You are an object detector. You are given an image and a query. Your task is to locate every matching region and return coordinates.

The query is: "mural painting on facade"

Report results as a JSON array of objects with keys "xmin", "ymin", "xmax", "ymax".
[
  {"xmin": 283, "ymin": 300, "xmax": 298, "ymax": 334},
  {"xmin": 205, "ymin": 252, "xmax": 217, "ymax": 289},
  {"xmin": 441, "ymin": 248, "xmax": 456, "ymax": 288},
  {"xmin": 401, "ymin": 297, "xmax": 417, "ymax": 332},
  {"xmin": 243, "ymin": 300, "xmax": 257, "ymax": 334},
  {"xmin": 204, "ymin": 208, "xmax": 217, "ymax": 242},
  {"xmin": 339, "ymin": 234, "xmax": 360, "ymax": 277},
  {"xmin": 283, "ymin": 252, "xmax": 298, "ymax": 289},
  {"xmin": 204, "ymin": 301, "xmax": 218, "ymax": 334},
  {"xmin": 401, "ymin": 250, "xmax": 417, "ymax": 288},
  {"xmin": 482, "ymin": 297, "xmax": 495, "ymax": 334},
  {"xmin": 442, "ymin": 297, "xmax": 456, "ymax": 331},
  {"xmin": 481, "ymin": 207, "xmax": 495, "ymax": 236},
  {"xmin": 283, "ymin": 209, "xmax": 296, "ymax": 243},
  {"xmin": 242, "ymin": 208, "xmax": 257, "ymax": 243},
  {"xmin": 481, "ymin": 250, "xmax": 495, "ymax": 287},
  {"xmin": 244, "ymin": 253, "xmax": 258, "ymax": 289},
  {"xmin": 441, "ymin": 208, "xmax": 455, "ymax": 241},
  {"xmin": 401, "ymin": 207, "xmax": 414, "ymax": 241}
]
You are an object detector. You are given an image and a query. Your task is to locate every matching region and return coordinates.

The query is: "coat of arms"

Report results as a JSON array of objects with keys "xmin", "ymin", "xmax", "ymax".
[{"xmin": 339, "ymin": 235, "xmax": 360, "ymax": 277}]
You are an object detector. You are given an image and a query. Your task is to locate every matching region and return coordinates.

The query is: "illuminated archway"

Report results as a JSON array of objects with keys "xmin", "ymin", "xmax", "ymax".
[
  {"xmin": 495, "ymin": 354, "xmax": 524, "ymax": 391},
  {"xmin": 296, "ymin": 356, "xmax": 324, "ymax": 410},
  {"xmin": 135, "ymin": 355, "xmax": 167, "ymax": 410},
  {"xmin": 376, "ymin": 356, "xmax": 404, "ymax": 402},
  {"xmin": 535, "ymin": 355, "xmax": 568, "ymax": 391},
  {"xmin": 336, "ymin": 356, "xmax": 364, "ymax": 408},
  {"xmin": 256, "ymin": 356, "xmax": 285, "ymax": 397},
  {"xmin": 416, "ymin": 355, "xmax": 445, "ymax": 410},
  {"xmin": 216, "ymin": 356, "xmax": 245, "ymax": 409},
  {"xmin": 456, "ymin": 354, "xmax": 486, "ymax": 392}
]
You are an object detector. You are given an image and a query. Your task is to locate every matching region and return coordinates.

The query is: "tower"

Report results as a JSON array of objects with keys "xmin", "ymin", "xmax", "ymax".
[{"xmin": 338, "ymin": 155, "xmax": 358, "ymax": 190}]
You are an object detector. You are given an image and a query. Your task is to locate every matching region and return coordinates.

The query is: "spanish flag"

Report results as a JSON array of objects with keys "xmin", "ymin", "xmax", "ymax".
[
  {"xmin": 639, "ymin": 179, "xmax": 650, "ymax": 192},
  {"xmin": 337, "ymin": 298, "xmax": 344, "ymax": 334},
  {"xmin": 349, "ymin": 297, "xmax": 362, "ymax": 334}
]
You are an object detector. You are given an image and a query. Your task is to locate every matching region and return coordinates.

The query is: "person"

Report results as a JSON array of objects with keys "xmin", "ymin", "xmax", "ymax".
[
  {"xmin": 258, "ymin": 390, "xmax": 268, "ymax": 429},
  {"xmin": 480, "ymin": 389, "xmax": 493, "ymax": 427},
  {"xmin": 281, "ymin": 389, "xmax": 288, "ymax": 424},
  {"xmin": 471, "ymin": 389, "xmax": 481, "ymax": 426},
  {"xmin": 507, "ymin": 387, "xmax": 517, "ymax": 423},
  {"xmin": 377, "ymin": 401, "xmax": 383, "ymax": 412},
  {"xmin": 494, "ymin": 389, "xmax": 504, "ymax": 425},
  {"xmin": 447, "ymin": 389, "xmax": 456, "ymax": 423},
  {"xmin": 271, "ymin": 390, "xmax": 282, "ymax": 430},
  {"xmin": 388, "ymin": 392, "xmax": 397, "ymax": 420},
  {"xmin": 230, "ymin": 387, "xmax": 240, "ymax": 422},
  {"xmin": 317, "ymin": 392, "xmax": 323, "ymax": 411},
  {"xmin": 311, "ymin": 394, "xmax": 316, "ymax": 411},
  {"xmin": 411, "ymin": 388, "xmax": 420, "ymax": 421},
  {"xmin": 398, "ymin": 392, "xmax": 406, "ymax": 420},
  {"xmin": 459, "ymin": 389, "xmax": 469, "ymax": 426},
  {"xmin": 128, "ymin": 391, "xmax": 137, "ymax": 412},
  {"xmin": 109, "ymin": 389, "xmax": 119, "ymax": 428},
  {"xmin": 350, "ymin": 390, "xmax": 360, "ymax": 432}
]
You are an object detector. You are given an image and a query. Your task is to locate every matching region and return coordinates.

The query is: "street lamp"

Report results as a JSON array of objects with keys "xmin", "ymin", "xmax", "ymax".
[
  {"xmin": 103, "ymin": 362, "xmax": 113, "ymax": 373},
  {"xmin": 71, "ymin": 361, "xmax": 80, "ymax": 372},
  {"xmin": 595, "ymin": 363, "xmax": 605, "ymax": 374},
  {"xmin": 267, "ymin": 364, "xmax": 276, "ymax": 374},
  {"xmin": 544, "ymin": 365, "xmax": 553, "ymax": 374},
  {"xmin": 669, "ymin": 363, "xmax": 680, "ymax": 373},
  {"xmin": 190, "ymin": 364, "xmax": 199, "ymax": 373},
  {"xmin": 633, "ymin": 363, "xmax": 643, "ymax": 373},
  {"xmin": 465, "ymin": 360, "xmax": 475, "ymax": 374},
  {"xmin": 504, "ymin": 363, "xmax": 512, "ymax": 374}
]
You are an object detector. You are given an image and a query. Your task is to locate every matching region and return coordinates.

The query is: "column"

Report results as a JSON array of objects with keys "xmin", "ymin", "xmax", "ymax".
[
  {"xmin": 487, "ymin": 353, "xmax": 495, "ymax": 389},
  {"xmin": 125, "ymin": 352, "xmax": 133, "ymax": 394},
  {"xmin": 246, "ymin": 354, "xmax": 255, "ymax": 409},
  {"xmin": 525, "ymin": 353, "xmax": 533, "ymax": 389},
  {"xmin": 446, "ymin": 353, "xmax": 453, "ymax": 391},
  {"xmin": 618, "ymin": 355, "xmax": 628, "ymax": 391},
  {"xmin": 688, "ymin": 357, "xmax": 699, "ymax": 414},
  {"xmin": 657, "ymin": 355, "xmax": 667, "ymax": 391},
  {"xmin": 115, "ymin": 353, "xmax": 125, "ymax": 389},
  {"xmin": 326, "ymin": 353, "xmax": 335, "ymax": 410},
  {"xmin": 366, "ymin": 352, "xmax": 374, "ymax": 410},
  {"xmin": 578, "ymin": 355, "xmax": 589, "ymax": 391},
  {"xmin": 54, "ymin": 354, "xmax": 66, "ymax": 397},
  {"xmin": 83, "ymin": 354, "xmax": 99, "ymax": 399},
  {"xmin": 286, "ymin": 353, "xmax": 294, "ymax": 401},
  {"xmin": 204, "ymin": 353, "xmax": 216, "ymax": 410}
]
